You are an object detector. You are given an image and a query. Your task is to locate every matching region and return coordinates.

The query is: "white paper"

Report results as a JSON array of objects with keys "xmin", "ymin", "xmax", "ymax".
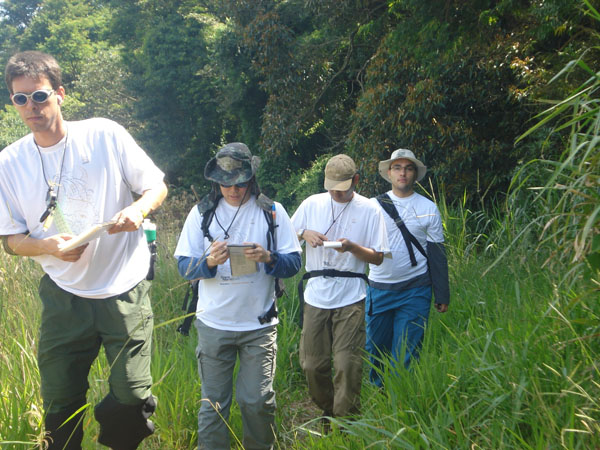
[
  {"xmin": 58, "ymin": 221, "xmax": 117, "ymax": 252},
  {"xmin": 323, "ymin": 241, "xmax": 342, "ymax": 248},
  {"xmin": 228, "ymin": 244, "xmax": 258, "ymax": 277}
]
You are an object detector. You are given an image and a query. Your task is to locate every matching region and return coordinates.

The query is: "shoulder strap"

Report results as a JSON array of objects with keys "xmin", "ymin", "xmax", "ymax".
[
  {"xmin": 376, "ymin": 193, "xmax": 427, "ymax": 266},
  {"xmin": 198, "ymin": 206, "xmax": 216, "ymax": 242},
  {"xmin": 257, "ymin": 193, "xmax": 277, "ymax": 252},
  {"xmin": 196, "ymin": 193, "xmax": 220, "ymax": 242},
  {"xmin": 258, "ymin": 194, "xmax": 284, "ymax": 299}
]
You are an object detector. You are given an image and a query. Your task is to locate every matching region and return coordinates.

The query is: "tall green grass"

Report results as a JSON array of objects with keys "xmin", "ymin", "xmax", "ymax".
[{"xmin": 1, "ymin": 185, "xmax": 598, "ymax": 448}]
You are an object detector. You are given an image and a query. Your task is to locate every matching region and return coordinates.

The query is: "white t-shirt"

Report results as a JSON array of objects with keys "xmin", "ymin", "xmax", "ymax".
[
  {"xmin": 368, "ymin": 191, "xmax": 444, "ymax": 284},
  {"xmin": 291, "ymin": 192, "xmax": 388, "ymax": 309},
  {"xmin": 174, "ymin": 196, "xmax": 301, "ymax": 331},
  {"xmin": 0, "ymin": 118, "xmax": 165, "ymax": 298}
]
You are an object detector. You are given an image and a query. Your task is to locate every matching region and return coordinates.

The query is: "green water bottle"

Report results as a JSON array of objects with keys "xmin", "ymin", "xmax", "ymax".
[
  {"xmin": 142, "ymin": 219, "xmax": 156, "ymax": 242},
  {"xmin": 143, "ymin": 219, "xmax": 157, "ymax": 280}
]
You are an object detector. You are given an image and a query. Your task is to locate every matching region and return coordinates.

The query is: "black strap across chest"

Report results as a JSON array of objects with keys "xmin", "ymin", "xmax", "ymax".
[{"xmin": 376, "ymin": 193, "xmax": 427, "ymax": 267}]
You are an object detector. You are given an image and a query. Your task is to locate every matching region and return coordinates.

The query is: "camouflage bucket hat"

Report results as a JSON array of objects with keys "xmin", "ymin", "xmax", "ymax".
[{"xmin": 204, "ymin": 142, "xmax": 261, "ymax": 185}]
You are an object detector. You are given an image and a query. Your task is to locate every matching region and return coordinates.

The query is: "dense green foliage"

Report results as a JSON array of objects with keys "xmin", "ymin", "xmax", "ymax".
[{"xmin": 0, "ymin": 0, "xmax": 597, "ymax": 203}]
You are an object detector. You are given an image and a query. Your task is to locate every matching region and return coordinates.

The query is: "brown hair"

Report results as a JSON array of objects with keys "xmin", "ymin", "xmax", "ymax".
[{"xmin": 5, "ymin": 51, "xmax": 62, "ymax": 94}]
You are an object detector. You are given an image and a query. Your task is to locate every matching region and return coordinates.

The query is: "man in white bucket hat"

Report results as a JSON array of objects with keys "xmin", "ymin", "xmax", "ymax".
[{"xmin": 367, "ymin": 148, "xmax": 450, "ymax": 386}]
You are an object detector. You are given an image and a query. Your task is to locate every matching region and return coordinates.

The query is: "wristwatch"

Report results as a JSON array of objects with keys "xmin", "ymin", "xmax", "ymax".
[{"xmin": 268, "ymin": 251, "xmax": 279, "ymax": 267}]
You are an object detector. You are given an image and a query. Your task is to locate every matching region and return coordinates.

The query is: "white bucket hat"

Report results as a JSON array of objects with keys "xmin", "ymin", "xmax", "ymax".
[{"xmin": 378, "ymin": 148, "xmax": 427, "ymax": 182}]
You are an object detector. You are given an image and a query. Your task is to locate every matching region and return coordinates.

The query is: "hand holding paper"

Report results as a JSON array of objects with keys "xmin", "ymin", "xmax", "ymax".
[
  {"xmin": 227, "ymin": 244, "xmax": 258, "ymax": 276},
  {"xmin": 58, "ymin": 221, "xmax": 117, "ymax": 252}
]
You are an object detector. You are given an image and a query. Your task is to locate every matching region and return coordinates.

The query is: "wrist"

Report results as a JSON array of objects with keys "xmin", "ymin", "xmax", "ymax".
[
  {"xmin": 206, "ymin": 255, "xmax": 217, "ymax": 268},
  {"xmin": 138, "ymin": 202, "xmax": 151, "ymax": 218},
  {"xmin": 345, "ymin": 240, "xmax": 356, "ymax": 253},
  {"xmin": 2, "ymin": 235, "xmax": 17, "ymax": 255},
  {"xmin": 298, "ymin": 229, "xmax": 305, "ymax": 240},
  {"xmin": 267, "ymin": 251, "xmax": 278, "ymax": 267}
]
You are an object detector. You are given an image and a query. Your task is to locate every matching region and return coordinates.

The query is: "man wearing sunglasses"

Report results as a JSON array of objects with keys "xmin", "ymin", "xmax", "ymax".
[
  {"xmin": 174, "ymin": 143, "xmax": 301, "ymax": 449},
  {"xmin": 0, "ymin": 51, "xmax": 168, "ymax": 449}
]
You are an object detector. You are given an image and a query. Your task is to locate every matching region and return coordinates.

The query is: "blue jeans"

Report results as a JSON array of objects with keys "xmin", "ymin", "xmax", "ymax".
[{"xmin": 365, "ymin": 285, "xmax": 431, "ymax": 386}]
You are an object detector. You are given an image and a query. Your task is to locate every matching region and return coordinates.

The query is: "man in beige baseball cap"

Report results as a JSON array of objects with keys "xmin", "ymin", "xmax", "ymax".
[
  {"xmin": 323, "ymin": 154, "xmax": 356, "ymax": 191},
  {"xmin": 290, "ymin": 154, "xmax": 389, "ymax": 424}
]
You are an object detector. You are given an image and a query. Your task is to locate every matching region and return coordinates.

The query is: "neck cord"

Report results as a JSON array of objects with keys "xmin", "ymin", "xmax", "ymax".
[
  {"xmin": 36, "ymin": 128, "xmax": 68, "ymax": 223},
  {"xmin": 214, "ymin": 188, "xmax": 250, "ymax": 240},
  {"xmin": 323, "ymin": 195, "xmax": 353, "ymax": 236}
]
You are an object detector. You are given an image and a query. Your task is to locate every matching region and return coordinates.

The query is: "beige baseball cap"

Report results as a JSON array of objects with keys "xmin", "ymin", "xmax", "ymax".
[{"xmin": 324, "ymin": 154, "xmax": 356, "ymax": 191}]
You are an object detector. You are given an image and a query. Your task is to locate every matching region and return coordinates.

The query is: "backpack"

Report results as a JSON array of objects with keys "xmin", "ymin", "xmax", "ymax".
[{"xmin": 177, "ymin": 193, "xmax": 282, "ymax": 336}]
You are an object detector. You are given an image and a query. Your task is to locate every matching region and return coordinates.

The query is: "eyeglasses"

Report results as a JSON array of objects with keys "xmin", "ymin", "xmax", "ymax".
[
  {"xmin": 390, "ymin": 164, "xmax": 416, "ymax": 172},
  {"xmin": 220, "ymin": 182, "xmax": 250, "ymax": 189},
  {"xmin": 11, "ymin": 89, "xmax": 55, "ymax": 106}
]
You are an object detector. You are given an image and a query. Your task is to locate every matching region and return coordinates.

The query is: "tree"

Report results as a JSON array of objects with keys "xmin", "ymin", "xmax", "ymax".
[
  {"xmin": 106, "ymin": 0, "xmax": 227, "ymax": 188},
  {"xmin": 0, "ymin": 106, "xmax": 29, "ymax": 149}
]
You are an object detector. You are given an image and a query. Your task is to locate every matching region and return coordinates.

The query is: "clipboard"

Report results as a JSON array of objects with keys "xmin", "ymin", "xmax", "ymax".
[
  {"xmin": 227, "ymin": 244, "xmax": 258, "ymax": 277},
  {"xmin": 58, "ymin": 220, "xmax": 117, "ymax": 252}
]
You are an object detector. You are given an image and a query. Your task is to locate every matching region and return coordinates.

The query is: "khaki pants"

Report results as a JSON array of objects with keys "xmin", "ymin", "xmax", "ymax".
[
  {"xmin": 299, "ymin": 299, "xmax": 365, "ymax": 417},
  {"xmin": 37, "ymin": 275, "xmax": 153, "ymax": 414}
]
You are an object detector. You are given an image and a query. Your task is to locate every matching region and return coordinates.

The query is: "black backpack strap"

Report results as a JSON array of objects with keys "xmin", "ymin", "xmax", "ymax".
[
  {"xmin": 178, "ymin": 193, "xmax": 217, "ymax": 336},
  {"xmin": 376, "ymin": 193, "xmax": 427, "ymax": 266},
  {"xmin": 296, "ymin": 269, "xmax": 369, "ymax": 327},
  {"xmin": 257, "ymin": 193, "xmax": 278, "ymax": 251},
  {"xmin": 262, "ymin": 209, "xmax": 275, "ymax": 252},
  {"xmin": 259, "ymin": 195, "xmax": 284, "ymax": 298},
  {"xmin": 257, "ymin": 194, "xmax": 283, "ymax": 324},
  {"xmin": 197, "ymin": 193, "xmax": 221, "ymax": 242},
  {"xmin": 177, "ymin": 280, "xmax": 199, "ymax": 336},
  {"xmin": 186, "ymin": 192, "xmax": 283, "ymax": 328}
]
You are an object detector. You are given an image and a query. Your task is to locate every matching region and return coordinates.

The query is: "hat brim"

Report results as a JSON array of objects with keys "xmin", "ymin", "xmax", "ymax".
[
  {"xmin": 204, "ymin": 155, "xmax": 260, "ymax": 185},
  {"xmin": 378, "ymin": 158, "xmax": 427, "ymax": 182},
  {"xmin": 324, "ymin": 177, "xmax": 353, "ymax": 191}
]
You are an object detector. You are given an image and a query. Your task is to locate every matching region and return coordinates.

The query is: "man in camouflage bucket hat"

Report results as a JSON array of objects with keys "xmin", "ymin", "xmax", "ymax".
[
  {"xmin": 174, "ymin": 142, "xmax": 302, "ymax": 449},
  {"xmin": 203, "ymin": 142, "xmax": 261, "ymax": 186}
]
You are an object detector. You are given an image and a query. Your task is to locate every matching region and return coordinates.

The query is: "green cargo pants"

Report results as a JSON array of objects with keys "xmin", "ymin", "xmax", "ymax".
[{"xmin": 37, "ymin": 274, "xmax": 154, "ymax": 414}]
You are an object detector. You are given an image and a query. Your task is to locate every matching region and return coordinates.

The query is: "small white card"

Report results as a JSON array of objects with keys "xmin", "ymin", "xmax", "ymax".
[{"xmin": 323, "ymin": 241, "xmax": 342, "ymax": 248}]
